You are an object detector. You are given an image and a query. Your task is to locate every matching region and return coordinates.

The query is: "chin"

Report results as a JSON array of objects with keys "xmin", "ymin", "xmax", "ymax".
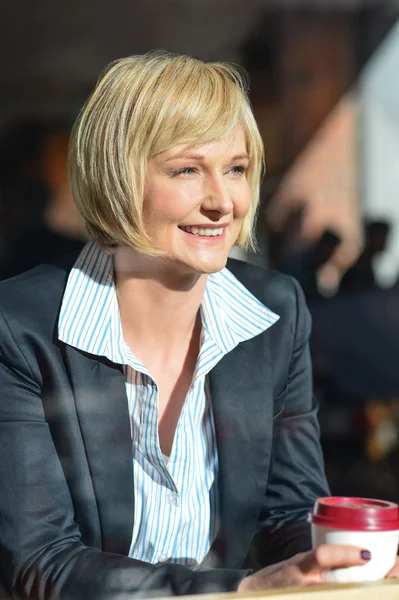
[{"xmin": 189, "ymin": 256, "xmax": 228, "ymax": 275}]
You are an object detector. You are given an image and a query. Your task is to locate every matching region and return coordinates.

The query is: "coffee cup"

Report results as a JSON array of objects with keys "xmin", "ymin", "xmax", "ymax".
[{"xmin": 308, "ymin": 496, "xmax": 399, "ymax": 583}]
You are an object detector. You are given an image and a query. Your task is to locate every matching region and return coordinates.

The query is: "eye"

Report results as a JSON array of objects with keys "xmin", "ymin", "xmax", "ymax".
[
  {"xmin": 171, "ymin": 167, "xmax": 199, "ymax": 177},
  {"xmin": 228, "ymin": 164, "xmax": 248, "ymax": 176}
]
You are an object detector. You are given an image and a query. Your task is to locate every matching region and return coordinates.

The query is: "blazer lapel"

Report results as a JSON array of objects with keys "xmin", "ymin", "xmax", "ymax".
[
  {"xmin": 64, "ymin": 346, "xmax": 133, "ymax": 555},
  {"xmin": 209, "ymin": 332, "xmax": 274, "ymax": 569}
]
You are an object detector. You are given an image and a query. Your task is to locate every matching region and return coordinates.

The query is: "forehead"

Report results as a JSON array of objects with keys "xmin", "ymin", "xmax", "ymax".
[{"xmin": 156, "ymin": 126, "xmax": 248, "ymax": 162}]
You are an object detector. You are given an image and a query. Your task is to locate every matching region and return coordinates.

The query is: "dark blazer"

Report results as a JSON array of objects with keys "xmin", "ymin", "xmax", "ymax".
[{"xmin": 0, "ymin": 255, "xmax": 329, "ymax": 600}]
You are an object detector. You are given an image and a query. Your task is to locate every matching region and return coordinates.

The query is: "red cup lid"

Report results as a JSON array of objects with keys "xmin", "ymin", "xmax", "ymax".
[{"xmin": 308, "ymin": 496, "xmax": 399, "ymax": 532}]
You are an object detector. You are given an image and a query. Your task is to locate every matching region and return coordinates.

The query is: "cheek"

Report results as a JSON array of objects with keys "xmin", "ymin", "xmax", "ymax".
[
  {"xmin": 143, "ymin": 193, "xmax": 175, "ymax": 229},
  {"xmin": 144, "ymin": 182, "xmax": 197, "ymax": 227},
  {"xmin": 234, "ymin": 186, "xmax": 251, "ymax": 219}
]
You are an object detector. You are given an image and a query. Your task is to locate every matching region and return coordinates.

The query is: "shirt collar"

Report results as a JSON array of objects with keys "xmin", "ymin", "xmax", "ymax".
[
  {"xmin": 59, "ymin": 241, "xmax": 279, "ymax": 361},
  {"xmin": 202, "ymin": 267, "xmax": 279, "ymax": 354},
  {"xmin": 58, "ymin": 241, "xmax": 124, "ymax": 364}
]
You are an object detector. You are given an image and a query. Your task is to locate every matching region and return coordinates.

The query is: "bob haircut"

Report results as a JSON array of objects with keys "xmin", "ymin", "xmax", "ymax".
[{"xmin": 68, "ymin": 51, "xmax": 264, "ymax": 254}]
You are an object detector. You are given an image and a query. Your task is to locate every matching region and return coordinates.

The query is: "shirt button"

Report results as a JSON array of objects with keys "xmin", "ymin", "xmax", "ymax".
[
  {"xmin": 158, "ymin": 554, "xmax": 168, "ymax": 563},
  {"xmin": 166, "ymin": 492, "xmax": 180, "ymax": 506}
]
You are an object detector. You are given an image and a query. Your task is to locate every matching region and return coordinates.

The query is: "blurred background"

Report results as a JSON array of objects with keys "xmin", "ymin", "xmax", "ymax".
[{"xmin": 1, "ymin": 0, "xmax": 399, "ymax": 501}]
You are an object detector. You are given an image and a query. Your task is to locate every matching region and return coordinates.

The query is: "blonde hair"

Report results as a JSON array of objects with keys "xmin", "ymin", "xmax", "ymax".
[{"xmin": 68, "ymin": 50, "xmax": 264, "ymax": 254}]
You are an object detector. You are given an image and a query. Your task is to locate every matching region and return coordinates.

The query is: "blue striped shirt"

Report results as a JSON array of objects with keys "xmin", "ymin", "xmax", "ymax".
[{"xmin": 58, "ymin": 241, "xmax": 279, "ymax": 567}]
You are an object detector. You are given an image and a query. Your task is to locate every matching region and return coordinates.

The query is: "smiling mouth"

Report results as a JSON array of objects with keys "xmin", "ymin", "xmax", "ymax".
[{"xmin": 179, "ymin": 225, "xmax": 225, "ymax": 237}]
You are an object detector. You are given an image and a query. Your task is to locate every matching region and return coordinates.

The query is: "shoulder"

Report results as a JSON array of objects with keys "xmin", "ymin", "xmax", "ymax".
[
  {"xmin": 226, "ymin": 258, "xmax": 306, "ymax": 322},
  {"xmin": 225, "ymin": 259, "xmax": 311, "ymax": 394},
  {"xmin": 0, "ymin": 253, "xmax": 78, "ymax": 337}
]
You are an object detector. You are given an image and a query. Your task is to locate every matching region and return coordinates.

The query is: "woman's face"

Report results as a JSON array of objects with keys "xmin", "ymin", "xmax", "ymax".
[{"xmin": 143, "ymin": 126, "xmax": 251, "ymax": 275}]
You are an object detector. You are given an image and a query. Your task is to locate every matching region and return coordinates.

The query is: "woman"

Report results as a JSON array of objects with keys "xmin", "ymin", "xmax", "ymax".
[{"xmin": 0, "ymin": 51, "xmax": 393, "ymax": 600}]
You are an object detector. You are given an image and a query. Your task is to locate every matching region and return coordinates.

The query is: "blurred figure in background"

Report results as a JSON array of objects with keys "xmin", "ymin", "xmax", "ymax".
[
  {"xmin": 269, "ymin": 204, "xmax": 341, "ymax": 301},
  {"xmin": 0, "ymin": 121, "xmax": 86, "ymax": 280},
  {"xmin": 338, "ymin": 220, "xmax": 390, "ymax": 294}
]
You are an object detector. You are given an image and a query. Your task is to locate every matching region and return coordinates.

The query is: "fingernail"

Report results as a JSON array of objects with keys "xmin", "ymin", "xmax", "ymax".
[{"xmin": 361, "ymin": 550, "xmax": 372, "ymax": 561}]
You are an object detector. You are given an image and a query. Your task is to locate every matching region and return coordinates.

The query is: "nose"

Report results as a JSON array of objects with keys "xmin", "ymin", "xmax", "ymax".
[{"xmin": 201, "ymin": 173, "xmax": 233, "ymax": 216}]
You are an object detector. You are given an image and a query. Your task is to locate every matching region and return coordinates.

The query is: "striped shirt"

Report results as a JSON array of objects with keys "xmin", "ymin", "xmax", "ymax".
[{"xmin": 58, "ymin": 241, "xmax": 279, "ymax": 567}]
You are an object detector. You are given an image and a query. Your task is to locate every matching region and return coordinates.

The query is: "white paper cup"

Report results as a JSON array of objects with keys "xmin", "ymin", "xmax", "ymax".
[{"xmin": 308, "ymin": 497, "xmax": 399, "ymax": 583}]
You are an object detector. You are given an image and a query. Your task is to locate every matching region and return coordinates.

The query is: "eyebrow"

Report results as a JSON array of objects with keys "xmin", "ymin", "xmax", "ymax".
[{"xmin": 164, "ymin": 152, "xmax": 250, "ymax": 163}]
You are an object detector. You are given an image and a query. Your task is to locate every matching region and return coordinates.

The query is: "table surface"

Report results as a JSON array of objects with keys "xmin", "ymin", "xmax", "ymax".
[
  {"xmin": 175, "ymin": 579, "xmax": 399, "ymax": 600},
  {"xmin": 2, "ymin": 580, "xmax": 399, "ymax": 600}
]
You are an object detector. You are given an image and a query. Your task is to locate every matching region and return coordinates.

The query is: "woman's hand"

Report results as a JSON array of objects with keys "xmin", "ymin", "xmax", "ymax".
[{"xmin": 237, "ymin": 545, "xmax": 372, "ymax": 591}]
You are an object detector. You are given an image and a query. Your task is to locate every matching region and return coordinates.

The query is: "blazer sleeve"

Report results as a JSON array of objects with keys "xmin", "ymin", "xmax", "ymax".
[
  {"xmin": 0, "ymin": 306, "xmax": 248, "ymax": 599},
  {"xmin": 245, "ymin": 278, "xmax": 330, "ymax": 569}
]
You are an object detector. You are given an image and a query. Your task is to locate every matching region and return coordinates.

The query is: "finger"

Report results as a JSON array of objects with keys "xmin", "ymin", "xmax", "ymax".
[{"xmin": 299, "ymin": 544, "xmax": 371, "ymax": 574}]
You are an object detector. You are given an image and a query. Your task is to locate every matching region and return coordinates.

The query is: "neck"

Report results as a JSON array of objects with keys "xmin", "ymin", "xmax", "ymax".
[{"xmin": 113, "ymin": 246, "xmax": 207, "ymax": 352}]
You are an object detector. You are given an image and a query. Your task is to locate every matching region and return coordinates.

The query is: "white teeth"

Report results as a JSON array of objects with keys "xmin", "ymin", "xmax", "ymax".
[{"xmin": 182, "ymin": 226, "xmax": 224, "ymax": 237}]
